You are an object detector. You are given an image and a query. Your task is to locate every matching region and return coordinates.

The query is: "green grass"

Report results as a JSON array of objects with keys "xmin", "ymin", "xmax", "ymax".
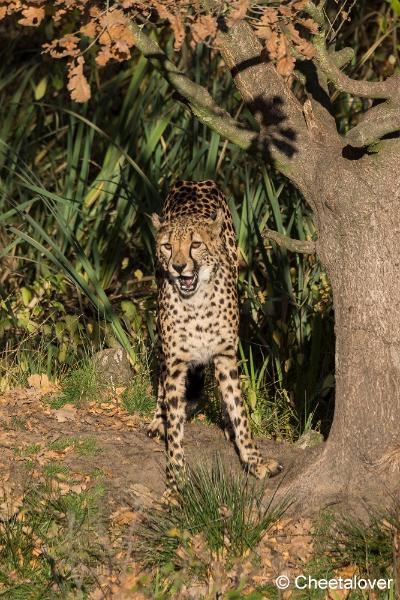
[
  {"xmin": 0, "ymin": 416, "xmax": 27, "ymax": 431},
  {"xmin": 48, "ymin": 435, "xmax": 102, "ymax": 456},
  {"xmin": 50, "ymin": 360, "xmax": 108, "ymax": 408},
  {"xmin": 42, "ymin": 463, "xmax": 71, "ymax": 478},
  {"xmin": 314, "ymin": 508, "xmax": 398, "ymax": 582},
  {"xmin": 48, "ymin": 436, "xmax": 75, "ymax": 452},
  {"xmin": 0, "ymin": 481, "xmax": 107, "ymax": 598},
  {"xmin": 122, "ymin": 371, "xmax": 156, "ymax": 417},
  {"xmin": 291, "ymin": 508, "xmax": 398, "ymax": 600},
  {"xmin": 136, "ymin": 455, "xmax": 288, "ymax": 576},
  {"xmin": 74, "ymin": 437, "xmax": 102, "ymax": 456},
  {"xmin": 14, "ymin": 444, "xmax": 41, "ymax": 457}
]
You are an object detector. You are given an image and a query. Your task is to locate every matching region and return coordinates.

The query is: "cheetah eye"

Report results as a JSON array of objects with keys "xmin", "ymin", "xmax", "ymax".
[
  {"xmin": 191, "ymin": 241, "xmax": 202, "ymax": 249},
  {"xmin": 162, "ymin": 243, "xmax": 172, "ymax": 251}
]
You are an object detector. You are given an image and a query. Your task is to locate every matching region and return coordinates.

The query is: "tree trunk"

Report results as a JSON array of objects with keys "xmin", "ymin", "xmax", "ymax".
[{"xmin": 284, "ymin": 150, "xmax": 400, "ymax": 511}]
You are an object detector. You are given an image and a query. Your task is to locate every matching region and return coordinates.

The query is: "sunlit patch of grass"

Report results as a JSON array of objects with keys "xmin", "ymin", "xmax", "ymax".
[
  {"xmin": 48, "ymin": 436, "xmax": 75, "ymax": 452},
  {"xmin": 48, "ymin": 435, "xmax": 102, "ymax": 456},
  {"xmin": 89, "ymin": 467, "xmax": 106, "ymax": 479},
  {"xmin": 122, "ymin": 369, "xmax": 156, "ymax": 417},
  {"xmin": 295, "ymin": 507, "xmax": 399, "ymax": 600},
  {"xmin": 0, "ymin": 416, "xmax": 28, "ymax": 431},
  {"xmin": 14, "ymin": 443, "xmax": 41, "ymax": 457},
  {"xmin": 136, "ymin": 455, "xmax": 288, "ymax": 576},
  {"xmin": 50, "ymin": 360, "xmax": 108, "ymax": 409},
  {"xmin": 75, "ymin": 437, "xmax": 102, "ymax": 457},
  {"xmin": 42, "ymin": 463, "xmax": 71, "ymax": 478}
]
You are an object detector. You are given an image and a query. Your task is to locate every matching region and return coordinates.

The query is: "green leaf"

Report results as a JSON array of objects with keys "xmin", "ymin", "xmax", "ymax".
[
  {"xmin": 391, "ymin": 0, "xmax": 400, "ymax": 16},
  {"xmin": 34, "ymin": 77, "xmax": 47, "ymax": 100},
  {"xmin": 21, "ymin": 287, "xmax": 32, "ymax": 306}
]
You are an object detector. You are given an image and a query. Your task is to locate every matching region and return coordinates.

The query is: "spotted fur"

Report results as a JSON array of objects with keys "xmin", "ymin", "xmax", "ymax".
[{"xmin": 149, "ymin": 180, "xmax": 281, "ymax": 498}]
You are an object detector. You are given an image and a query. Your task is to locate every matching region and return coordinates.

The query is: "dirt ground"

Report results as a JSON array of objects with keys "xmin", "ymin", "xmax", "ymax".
[
  {"xmin": 0, "ymin": 383, "xmax": 316, "ymax": 507},
  {"xmin": 0, "ymin": 382, "xmax": 322, "ymax": 598}
]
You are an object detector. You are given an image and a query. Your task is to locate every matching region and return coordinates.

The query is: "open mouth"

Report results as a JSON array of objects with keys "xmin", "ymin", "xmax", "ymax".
[{"xmin": 177, "ymin": 273, "xmax": 198, "ymax": 295}]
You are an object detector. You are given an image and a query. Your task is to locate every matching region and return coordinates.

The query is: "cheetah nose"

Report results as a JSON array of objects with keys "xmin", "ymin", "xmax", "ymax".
[{"xmin": 172, "ymin": 262, "xmax": 187, "ymax": 274}]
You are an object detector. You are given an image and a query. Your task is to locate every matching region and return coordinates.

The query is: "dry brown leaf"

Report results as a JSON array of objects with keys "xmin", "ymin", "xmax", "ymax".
[
  {"xmin": 151, "ymin": 0, "xmax": 173, "ymax": 21},
  {"xmin": 110, "ymin": 507, "xmax": 138, "ymax": 526},
  {"xmin": 80, "ymin": 21, "xmax": 97, "ymax": 38},
  {"xmin": 229, "ymin": 0, "xmax": 252, "ymax": 24},
  {"xmin": 67, "ymin": 57, "xmax": 91, "ymax": 103},
  {"xmin": 0, "ymin": 492, "xmax": 23, "ymax": 520},
  {"xmin": 18, "ymin": 6, "xmax": 45, "ymax": 26},
  {"xmin": 293, "ymin": 0, "xmax": 307, "ymax": 8},
  {"xmin": 278, "ymin": 5, "xmax": 293, "ymax": 17},
  {"xmin": 265, "ymin": 31, "xmax": 281, "ymax": 59},
  {"xmin": 286, "ymin": 22, "xmax": 302, "ymax": 45},
  {"xmin": 295, "ymin": 37, "xmax": 315, "ymax": 59},
  {"xmin": 58, "ymin": 481, "xmax": 86, "ymax": 495},
  {"xmin": 191, "ymin": 15, "xmax": 217, "ymax": 46},
  {"xmin": 27, "ymin": 373, "xmax": 58, "ymax": 394},
  {"xmin": 95, "ymin": 46, "xmax": 112, "ymax": 67},
  {"xmin": 171, "ymin": 14, "xmax": 185, "ymax": 50},
  {"xmin": 298, "ymin": 17, "xmax": 319, "ymax": 34},
  {"xmin": 43, "ymin": 34, "xmax": 80, "ymax": 59},
  {"xmin": 53, "ymin": 403, "xmax": 77, "ymax": 422}
]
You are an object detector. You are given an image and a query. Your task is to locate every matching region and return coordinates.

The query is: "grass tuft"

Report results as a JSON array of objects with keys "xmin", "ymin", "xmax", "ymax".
[
  {"xmin": 122, "ymin": 371, "xmax": 156, "ymax": 417},
  {"xmin": 314, "ymin": 506, "xmax": 399, "ymax": 582},
  {"xmin": 136, "ymin": 455, "xmax": 288, "ymax": 576},
  {"xmin": 48, "ymin": 435, "xmax": 102, "ymax": 456},
  {"xmin": 51, "ymin": 360, "xmax": 108, "ymax": 408}
]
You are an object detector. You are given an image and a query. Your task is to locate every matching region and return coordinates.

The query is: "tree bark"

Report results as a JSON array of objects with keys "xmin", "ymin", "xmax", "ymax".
[{"xmin": 284, "ymin": 145, "xmax": 400, "ymax": 510}]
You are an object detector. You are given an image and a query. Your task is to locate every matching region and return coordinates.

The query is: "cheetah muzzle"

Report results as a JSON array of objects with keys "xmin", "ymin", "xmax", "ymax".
[
  {"xmin": 149, "ymin": 180, "xmax": 282, "ymax": 500},
  {"xmin": 176, "ymin": 272, "xmax": 198, "ymax": 295}
]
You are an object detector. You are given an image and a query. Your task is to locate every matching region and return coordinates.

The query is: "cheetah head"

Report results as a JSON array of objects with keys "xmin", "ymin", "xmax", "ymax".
[{"xmin": 151, "ymin": 210, "xmax": 224, "ymax": 298}]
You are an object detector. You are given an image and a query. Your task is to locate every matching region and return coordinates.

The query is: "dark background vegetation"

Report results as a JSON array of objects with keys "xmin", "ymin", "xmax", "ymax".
[{"xmin": 0, "ymin": 0, "xmax": 398, "ymax": 442}]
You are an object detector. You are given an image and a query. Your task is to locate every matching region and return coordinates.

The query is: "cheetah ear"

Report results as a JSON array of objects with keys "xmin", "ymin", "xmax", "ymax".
[
  {"xmin": 151, "ymin": 213, "xmax": 164, "ymax": 232},
  {"xmin": 209, "ymin": 208, "xmax": 224, "ymax": 233}
]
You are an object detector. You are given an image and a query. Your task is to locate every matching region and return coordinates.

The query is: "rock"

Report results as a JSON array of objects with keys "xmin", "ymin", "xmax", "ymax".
[
  {"xmin": 295, "ymin": 429, "xmax": 324, "ymax": 449},
  {"xmin": 92, "ymin": 348, "xmax": 133, "ymax": 387}
]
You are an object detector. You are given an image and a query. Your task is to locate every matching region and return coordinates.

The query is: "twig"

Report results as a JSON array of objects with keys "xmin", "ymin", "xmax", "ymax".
[
  {"xmin": 345, "ymin": 102, "xmax": 400, "ymax": 147},
  {"xmin": 262, "ymin": 227, "xmax": 316, "ymax": 254}
]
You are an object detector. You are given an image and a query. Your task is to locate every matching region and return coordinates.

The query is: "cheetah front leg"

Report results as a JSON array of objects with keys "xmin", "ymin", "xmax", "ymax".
[
  {"xmin": 214, "ymin": 355, "xmax": 282, "ymax": 478},
  {"xmin": 163, "ymin": 362, "xmax": 188, "ymax": 500},
  {"xmin": 148, "ymin": 359, "xmax": 167, "ymax": 440}
]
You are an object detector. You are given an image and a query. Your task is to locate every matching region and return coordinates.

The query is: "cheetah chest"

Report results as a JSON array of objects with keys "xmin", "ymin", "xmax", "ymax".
[{"xmin": 164, "ymin": 288, "xmax": 237, "ymax": 365}]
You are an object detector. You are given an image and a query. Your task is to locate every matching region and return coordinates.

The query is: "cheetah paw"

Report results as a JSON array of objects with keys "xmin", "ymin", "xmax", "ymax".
[
  {"xmin": 248, "ymin": 458, "xmax": 283, "ymax": 479},
  {"xmin": 161, "ymin": 487, "xmax": 181, "ymax": 508},
  {"xmin": 147, "ymin": 417, "xmax": 166, "ymax": 440}
]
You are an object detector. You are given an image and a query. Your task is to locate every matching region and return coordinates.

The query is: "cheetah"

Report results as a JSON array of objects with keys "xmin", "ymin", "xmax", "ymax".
[{"xmin": 149, "ymin": 180, "xmax": 282, "ymax": 497}]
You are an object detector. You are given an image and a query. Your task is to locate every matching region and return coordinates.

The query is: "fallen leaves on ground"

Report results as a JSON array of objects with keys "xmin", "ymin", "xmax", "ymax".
[{"xmin": 27, "ymin": 373, "xmax": 59, "ymax": 394}]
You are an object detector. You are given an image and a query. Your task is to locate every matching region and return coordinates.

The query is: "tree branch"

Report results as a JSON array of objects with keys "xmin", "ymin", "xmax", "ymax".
[
  {"xmin": 314, "ymin": 36, "xmax": 400, "ymax": 100},
  {"xmin": 262, "ymin": 227, "xmax": 316, "ymax": 254},
  {"xmin": 306, "ymin": 2, "xmax": 400, "ymax": 101},
  {"xmin": 345, "ymin": 102, "xmax": 400, "ymax": 147},
  {"xmin": 129, "ymin": 23, "xmax": 258, "ymax": 150},
  {"xmin": 215, "ymin": 19, "xmax": 329, "ymax": 193}
]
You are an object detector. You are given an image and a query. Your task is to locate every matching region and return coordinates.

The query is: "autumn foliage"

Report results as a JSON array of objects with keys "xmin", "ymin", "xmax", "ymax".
[{"xmin": 0, "ymin": 0, "xmax": 318, "ymax": 102}]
